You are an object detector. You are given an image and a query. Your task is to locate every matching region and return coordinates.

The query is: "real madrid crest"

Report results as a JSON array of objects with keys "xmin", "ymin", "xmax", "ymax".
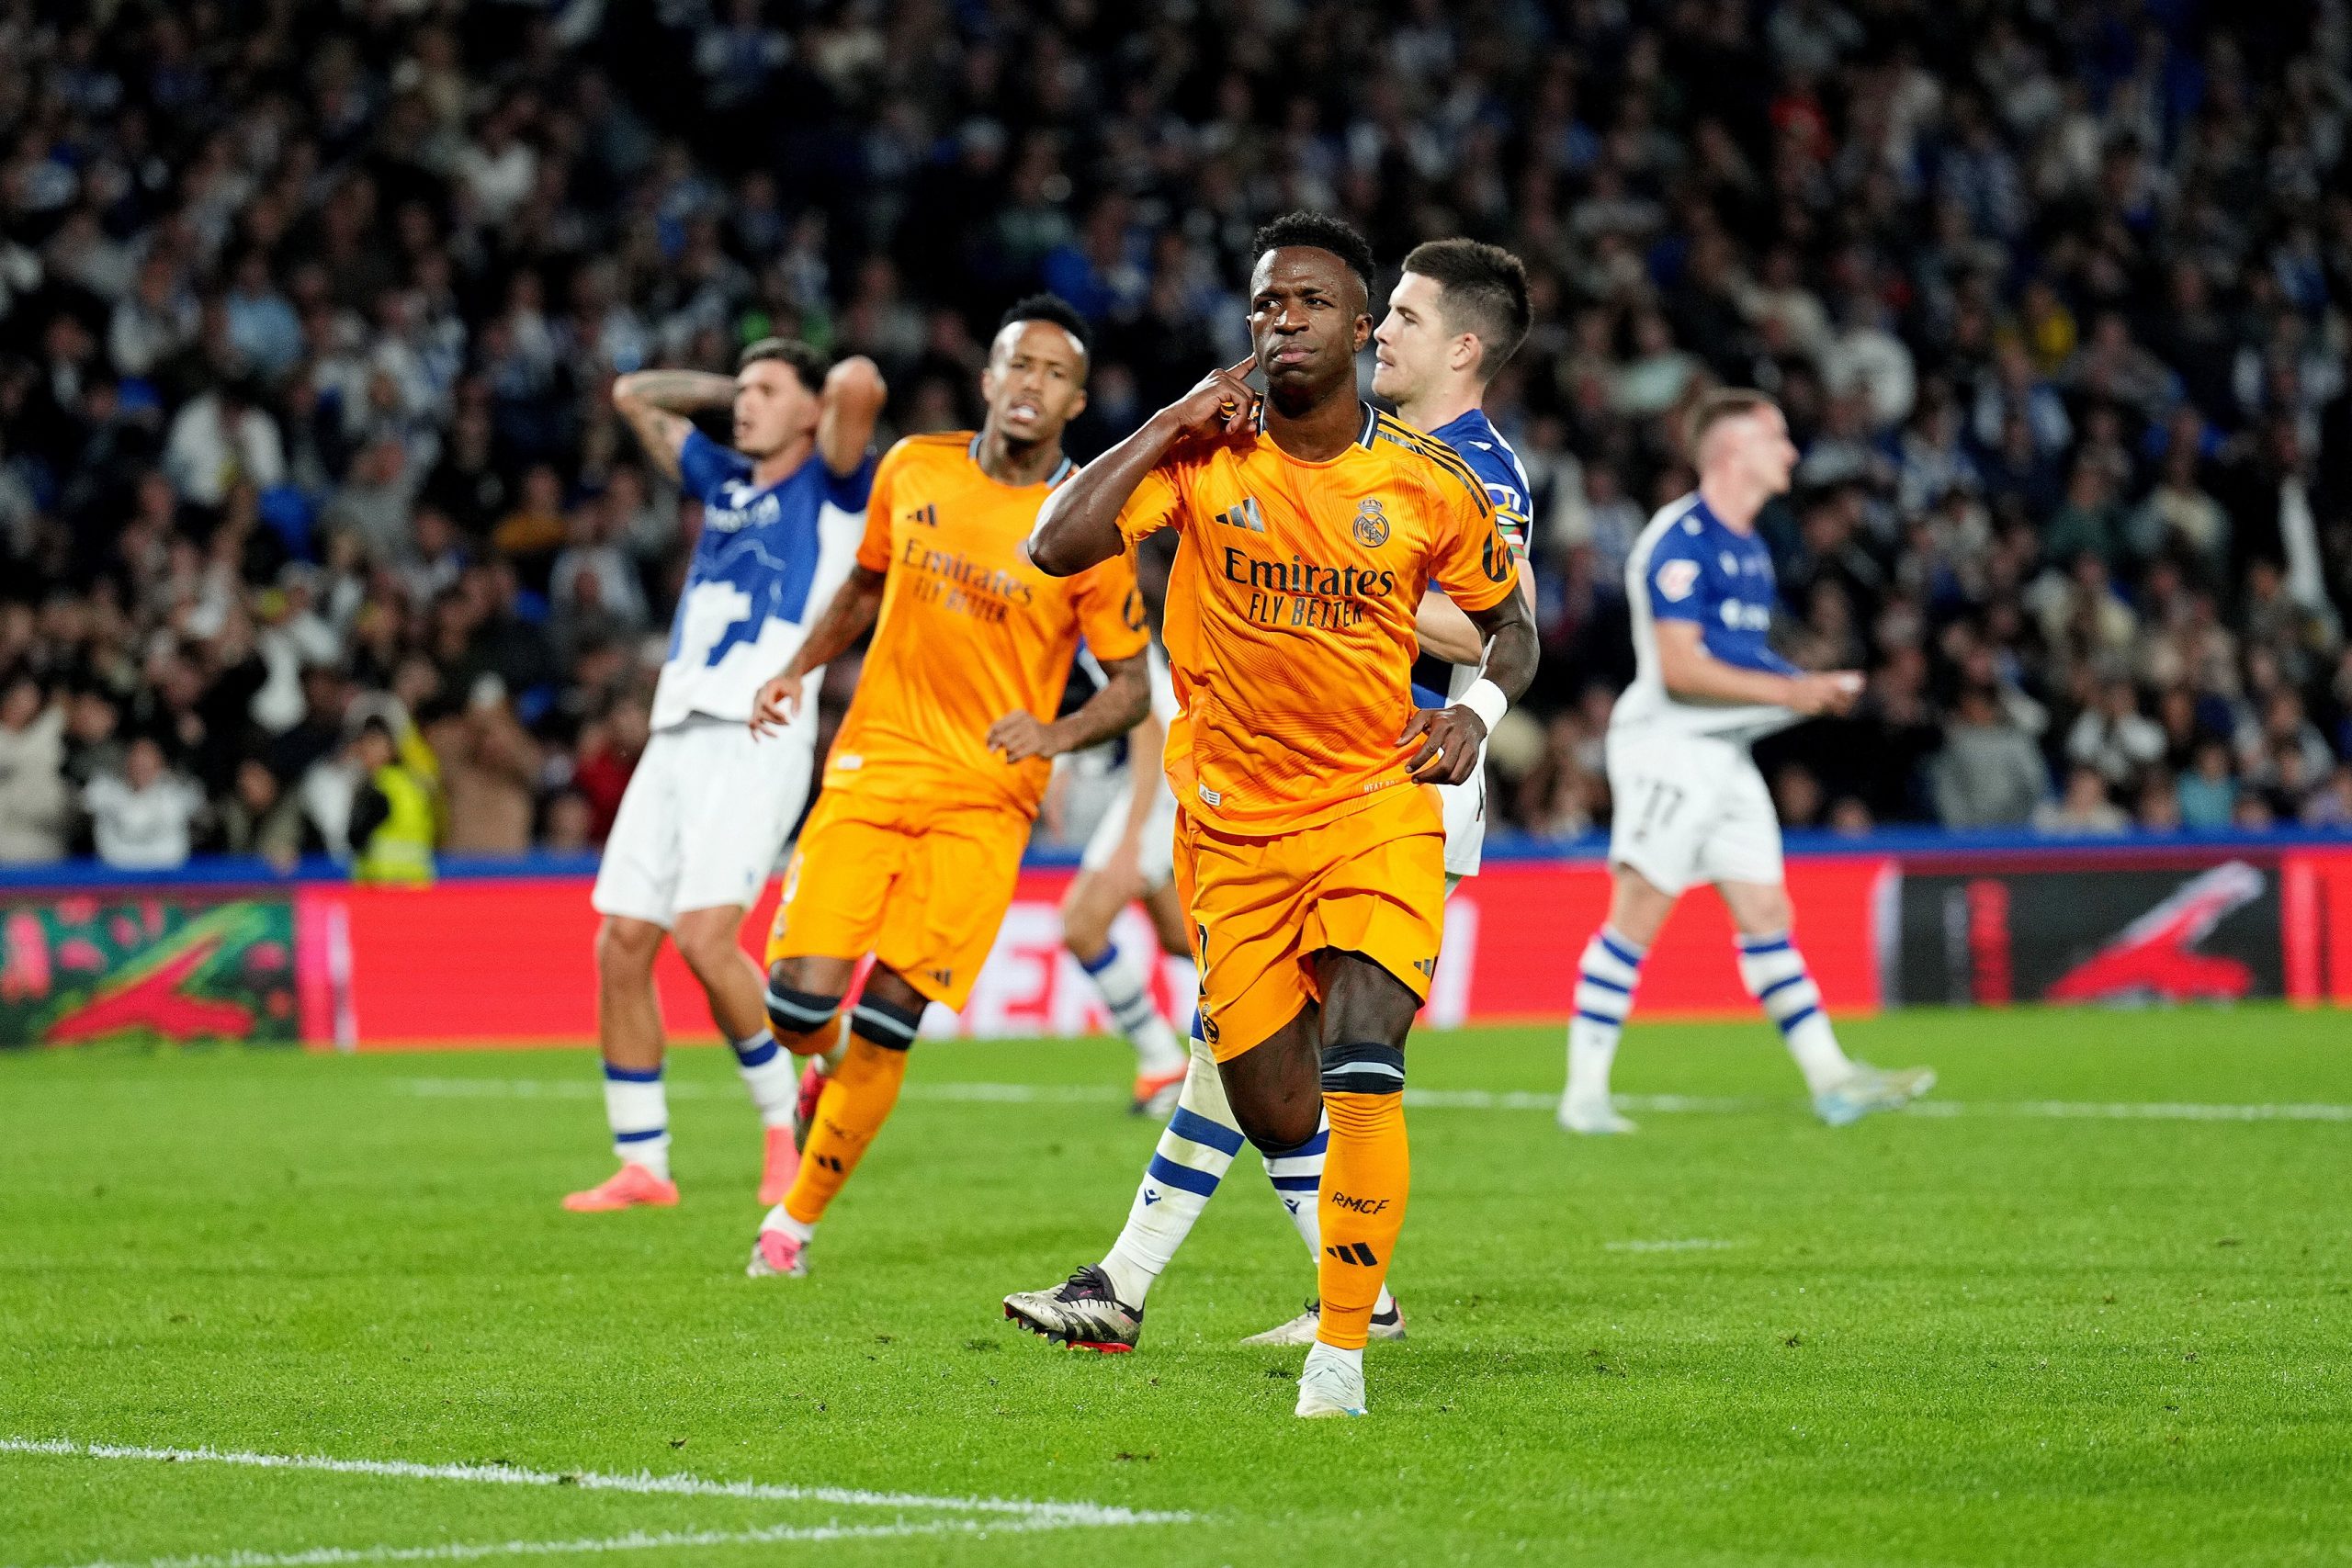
[{"xmin": 1353, "ymin": 496, "xmax": 1390, "ymax": 547}]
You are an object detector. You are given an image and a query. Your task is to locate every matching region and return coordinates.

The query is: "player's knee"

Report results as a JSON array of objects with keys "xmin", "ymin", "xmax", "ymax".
[
  {"xmin": 1236, "ymin": 1097, "xmax": 1321, "ymax": 1156},
  {"xmin": 594, "ymin": 917, "xmax": 662, "ymax": 980},
  {"xmin": 763, "ymin": 964, "xmax": 842, "ymax": 1047},
  {"xmin": 1057, "ymin": 879, "xmax": 1112, "ymax": 957},
  {"xmin": 1320, "ymin": 1041, "xmax": 1407, "ymax": 1100},
  {"xmin": 1316, "ymin": 954, "xmax": 1419, "ymax": 1044},
  {"xmin": 1724, "ymin": 886, "xmax": 1793, "ymax": 938},
  {"xmin": 1606, "ymin": 863, "xmax": 1674, "ymax": 942},
  {"xmin": 669, "ymin": 918, "xmax": 739, "ymax": 985},
  {"xmin": 847, "ymin": 989, "xmax": 924, "ymax": 1054}
]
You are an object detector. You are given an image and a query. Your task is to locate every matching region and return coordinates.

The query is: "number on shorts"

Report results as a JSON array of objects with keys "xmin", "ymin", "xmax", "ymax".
[{"xmin": 1627, "ymin": 777, "xmax": 1686, "ymax": 843}]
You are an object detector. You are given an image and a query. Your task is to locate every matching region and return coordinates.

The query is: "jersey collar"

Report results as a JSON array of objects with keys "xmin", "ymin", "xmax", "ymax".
[
  {"xmin": 967, "ymin": 432, "xmax": 1074, "ymax": 488},
  {"xmin": 1250, "ymin": 400, "xmax": 1378, "ymax": 449},
  {"xmin": 1430, "ymin": 407, "xmax": 1488, "ymax": 446}
]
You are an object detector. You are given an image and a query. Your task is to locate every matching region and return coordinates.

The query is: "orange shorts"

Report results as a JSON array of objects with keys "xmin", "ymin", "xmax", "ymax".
[
  {"xmin": 766, "ymin": 787, "xmax": 1029, "ymax": 1010},
  {"xmin": 1181, "ymin": 783, "xmax": 1446, "ymax": 1062}
]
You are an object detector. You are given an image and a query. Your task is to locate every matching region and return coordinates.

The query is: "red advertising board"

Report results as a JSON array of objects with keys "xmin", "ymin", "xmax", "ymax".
[
  {"xmin": 2287, "ymin": 846, "xmax": 2352, "ymax": 1004},
  {"xmin": 294, "ymin": 857, "xmax": 1893, "ymax": 1049},
  {"xmin": 13, "ymin": 840, "xmax": 2343, "ymax": 1051}
]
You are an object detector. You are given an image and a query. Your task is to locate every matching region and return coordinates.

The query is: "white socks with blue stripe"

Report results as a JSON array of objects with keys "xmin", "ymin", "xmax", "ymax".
[
  {"xmin": 1101, "ymin": 1033, "xmax": 1237, "ymax": 1307},
  {"xmin": 1261, "ymin": 1120, "xmax": 1326, "ymax": 1250},
  {"xmin": 731, "ymin": 1032, "xmax": 798, "ymax": 1128},
  {"xmin": 1736, "ymin": 931, "xmax": 1851, "ymax": 1094},
  {"xmin": 1259, "ymin": 1112, "xmax": 1395, "ymax": 1318},
  {"xmin": 1078, "ymin": 941, "xmax": 1186, "ymax": 1077},
  {"xmin": 1098, "ymin": 1027, "xmax": 1396, "ymax": 1318},
  {"xmin": 1564, "ymin": 925, "xmax": 1645, "ymax": 1112},
  {"xmin": 602, "ymin": 1062, "xmax": 670, "ymax": 1180}
]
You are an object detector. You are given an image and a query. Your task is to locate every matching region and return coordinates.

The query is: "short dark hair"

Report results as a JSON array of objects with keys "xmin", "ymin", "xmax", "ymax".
[
  {"xmin": 997, "ymin": 293, "xmax": 1093, "ymax": 358},
  {"xmin": 738, "ymin": 336, "xmax": 829, "ymax": 389},
  {"xmin": 1684, "ymin": 388, "xmax": 1779, "ymax": 460},
  {"xmin": 1250, "ymin": 210, "xmax": 1376, "ymax": 302},
  {"xmin": 1400, "ymin": 238, "xmax": 1532, "ymax": 377}
]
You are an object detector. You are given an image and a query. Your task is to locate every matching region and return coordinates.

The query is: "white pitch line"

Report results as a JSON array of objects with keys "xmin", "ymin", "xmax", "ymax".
[
  {"xmin": 0, "ymin": 1438, "xmax": 1186, "ymax": 1529},
  {"xmin": 1603, "ymin": 1238, "xmax": 1741, "ymax": 1253},
  {"xmin": 393, "ymin": 1076, "xmax": 2352, "ymax": 1124},
  {"xmin": 30, "ymin": 1516, "xmax": 1064, "ymax": 1568}
]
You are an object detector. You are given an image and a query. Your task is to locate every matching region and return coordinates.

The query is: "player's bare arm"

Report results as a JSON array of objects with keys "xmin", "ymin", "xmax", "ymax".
[
  {"xmin": 1399, "ymin": 585, "xmax": 1538, "ymax": 786},
  {"xmin": 986, "ymin": 649, "xmax": 1150, "ymax": 763},
  {"xmin": 611, "ymin": 368, "xmax": 736, "ymax": 480},
  {"xmin": 1654, "ymin": 621, "xmax": 1860, "ymax": 716},
  {"xmin": 1415, "ymin": 555, "xmax": 1536, "ymax": 664},
  {"xmin": 1025, "ymin": 356, "xmax": 1257, "ymax": 577},
  {"xmin": 816, "ymin": 355, "xmax": 888, "ymax": 478},
  {"xmin": 748, "ymin": 563, "xmax": 887, "ymax": 736}
]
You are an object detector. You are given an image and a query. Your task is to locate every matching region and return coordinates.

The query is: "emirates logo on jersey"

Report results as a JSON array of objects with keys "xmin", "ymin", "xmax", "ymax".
[{"xmin": 1352, "ymin": 497, "xmax": 1390, "ymax": 547}]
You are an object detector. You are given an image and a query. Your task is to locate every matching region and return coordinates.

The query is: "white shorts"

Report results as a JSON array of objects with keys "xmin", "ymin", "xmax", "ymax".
[
  {"xmin": 1078, "ymin": 768, "xmax": 1180, "ymax": 892},
  {"xmin": 592, "ymin": 716, "xmax": 813, "ymax": 927},
  {"xmin": 1604, "ymin": 728, "xmax": 1783, "ymax": 897},
  {"xmin": 1438, "ymin": 760, "xmax": 1488, "ymax": 878}
]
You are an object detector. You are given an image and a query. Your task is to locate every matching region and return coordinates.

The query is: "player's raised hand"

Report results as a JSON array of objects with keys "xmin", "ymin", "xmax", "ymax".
[
  {"xmin": 749, "ymin": 671, "xmax": 810, "ymax": 738},
  {"xmin": 1166, "ymin": 355, "xmax": 1258, "ymax": 438},
  {"xmin": 1788, "ymin": 671, "xmax": 1865, "ymax": 717},
  {"xmin": 986, "ymin": 709, "xmax": 1063, "ymax": 763},
  {"xmin": 1397, "ymin": 704, "xmax": 1486, "ymax": 786}
]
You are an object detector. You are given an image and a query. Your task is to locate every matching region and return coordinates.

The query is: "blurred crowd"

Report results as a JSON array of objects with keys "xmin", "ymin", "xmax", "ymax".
[{"xmin": 3, "ymin": 0, "xmax": 2352, "ymax": 870}]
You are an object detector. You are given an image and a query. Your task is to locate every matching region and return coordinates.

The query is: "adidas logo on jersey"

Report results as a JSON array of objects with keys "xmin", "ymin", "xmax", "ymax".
[
  {"xmin": 905, "ymin": 503, "xmax": 938, "ymax": 526},
  {"xmin": 1213, "ymin": 497, "xmax": 1267, "ymax": 532}
]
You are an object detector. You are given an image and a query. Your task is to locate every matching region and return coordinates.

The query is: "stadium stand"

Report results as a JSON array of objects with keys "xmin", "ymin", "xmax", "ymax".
[{"xmin": 1, "ymin": 0, "xmax": 2349, "ymax": 868}]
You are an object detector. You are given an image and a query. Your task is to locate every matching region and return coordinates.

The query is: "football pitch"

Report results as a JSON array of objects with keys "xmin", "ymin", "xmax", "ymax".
[{"xmin": 5, "ymin": 1010, "xmax": 2349, "ymax": 1568}]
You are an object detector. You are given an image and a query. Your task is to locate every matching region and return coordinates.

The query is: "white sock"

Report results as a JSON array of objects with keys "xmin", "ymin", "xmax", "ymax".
[
  {"xmin": 731, "ymin": 1032, "xmax": 797, "ymax": 1128},
  {"xmin": 602, "ymin": 1062, "xmax": 671, "ymax": 1181},
  {"xmin": 1263, "ymin": 1113, "xmax": 1393, "ymax": 1315},
  {"xmin": 1080, "ymin": 941, "xmax": 1185, "ymax": 1076},
  {"xmin": 1100, "ymin": 1030, "xmax": 1236, "ymax": 1306},
  {"xmin": 1737, "ymin": 931, "xmax": 1851, "ymax": 1094},
  {"xmin": 758, "ymin": 1202, "xmax": 815, "ymax": 1243},
  {"xmin": 1306, "ymin": 1339, "xmax": 1365, "ymax": 1372},
  {"xmin": 1566, "ymin": 926, "xmax": 1645, "ymax": 1108}
]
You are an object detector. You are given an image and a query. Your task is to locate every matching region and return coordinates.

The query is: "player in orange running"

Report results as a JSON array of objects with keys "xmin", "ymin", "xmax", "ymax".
[
  {"xmin": 740, "ymin": 295, "xmax": 1152, "ymax": 1280},
  {"xmin": 1026, "ymin": 213, "xmax": 1538, "ymax": 1416}
]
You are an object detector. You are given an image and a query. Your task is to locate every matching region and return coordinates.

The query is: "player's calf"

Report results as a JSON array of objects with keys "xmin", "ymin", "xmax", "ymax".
[
  {"xmin": 1241, "ymin": 1114, "xmax": 1402, "ymax": 1346},
  {"xmin": 1295, "ymin": 1076, "xmax": 1401, "ymax": 1416},
  {"xmin": 763, "ymin": 965, "xmax": 844, "ymax": 1054},
  {"xmin": 1561, "ymin": 924, "xmax": 1646, "ymax": 1134},
  {"xmin": 749, "ymin": 986, "xmax": 925, "ymax": 1272},
  {"xmin": 1734, "ymin": 929, "xmax": 1859, "ymax": 1097},
  {"xmin": 1316, "ymin": 1041, "xmax": 1409, "ymax": 1352}
]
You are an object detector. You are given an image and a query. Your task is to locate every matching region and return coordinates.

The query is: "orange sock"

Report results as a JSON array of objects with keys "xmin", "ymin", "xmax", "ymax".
[
  {"xmin": 782, "ymin": 1036, "xmax": 910, "ymax": 1226},
  {"xmin": 1316, "ymin": 1043, "xmax": 1409, "ymax": 1349}
]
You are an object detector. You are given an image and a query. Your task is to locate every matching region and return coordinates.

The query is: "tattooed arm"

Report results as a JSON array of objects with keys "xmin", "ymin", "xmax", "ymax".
[{"xmin": 611, "ymin": 369, "xmax": 738, "ymax": 481}]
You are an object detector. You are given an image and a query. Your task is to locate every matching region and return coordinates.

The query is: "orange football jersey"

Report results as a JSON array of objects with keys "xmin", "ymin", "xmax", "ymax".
[
  {"xmin": 1120, "ymin": 404, "xmax": 1518, "ymax": 833},
  {"xmin": 827, "ymin": 433, "xmax": 1148, "ymax": 817}
]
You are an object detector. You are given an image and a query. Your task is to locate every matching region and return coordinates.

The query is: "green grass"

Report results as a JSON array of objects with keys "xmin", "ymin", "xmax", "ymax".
[{"xmin": 5, "ymin": 1009, "xmax": 2352, "ymax": 1567}]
